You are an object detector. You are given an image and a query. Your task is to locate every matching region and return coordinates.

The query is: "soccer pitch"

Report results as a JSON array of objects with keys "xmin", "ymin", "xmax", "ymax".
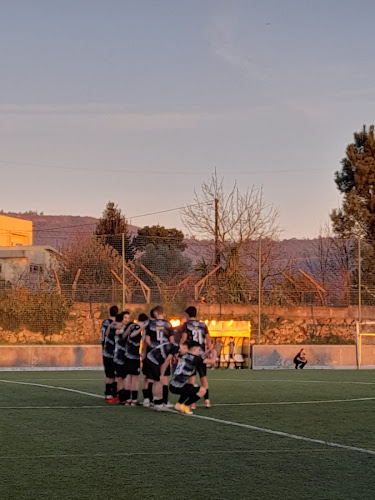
[{"xmin": 1, "ymin": 370, "xmax": 374, "ymax": 500}]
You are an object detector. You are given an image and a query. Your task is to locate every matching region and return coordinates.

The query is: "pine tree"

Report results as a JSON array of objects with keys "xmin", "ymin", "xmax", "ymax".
[
  {"xmin": 331, "ymin": 125, "xmax": 375, "ymax": 238},
  {"xmin": 331, "ymin": 125, "xmax": 375, "ymax": 304},
  {"xmin": 95, "ymin": 201, "xmax": 135, "ymax": 261}
]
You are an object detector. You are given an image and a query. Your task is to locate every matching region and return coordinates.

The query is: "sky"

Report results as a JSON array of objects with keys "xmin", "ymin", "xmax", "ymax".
[{"xmin": 1, "ymin": 0, "xmax": 375, "ymax": 238}]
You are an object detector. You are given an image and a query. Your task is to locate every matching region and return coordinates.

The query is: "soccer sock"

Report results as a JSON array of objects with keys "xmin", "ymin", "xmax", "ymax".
[
  {"xmin": 119, "ymin": 389, "xmax": 126, "ymax": 402},
  {"xmin": 105, "ymin": 384, "xmax": 112, "ymax": 397},
  {"xmin": 124, "ymin": 389, "xmax": 131, "ymax": 401},
  {"xmin": 186, "ymin": 393, "xmax": 200, "ymax": 406},
  {"xmin": 154, "ymin": 398, "xmax": 163, "ymax": 406},
  {"xmin": 142, "ymin": 389, "xmax": 148, "ymax": 399},
  {"xmin": 205, "ymin": 389, "xmax": 210, "ymax": 401},
  {"xmin": 111, "ymin": 382, "xmax": 117, "ymax": 397},
  {"xmin": 131, "ymin": 390, "xmax": 138, "ymax": 401},
  {"xmin": 162, "ymin": 385, "xmax": 169, "ymax": 404},
  {"xmin": 148, "ymin": 382, "xmax": 154, "ymax": 402},
  {"xmin": 178, "ymin": 395, "xmax": 187, "ymax": 404}
]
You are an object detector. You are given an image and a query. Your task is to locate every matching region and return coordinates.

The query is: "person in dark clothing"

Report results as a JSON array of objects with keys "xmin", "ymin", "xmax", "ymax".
[
  {"xmin": 294, "ymin": 349, "xmax": 307, "ymax": 369},
  {"xmin": 227, "ymin": 337, "xmax": 237, "ymax": 369}
]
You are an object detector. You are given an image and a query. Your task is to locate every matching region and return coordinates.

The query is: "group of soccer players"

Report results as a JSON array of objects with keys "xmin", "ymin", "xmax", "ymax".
[{"xmin": 101, "ymin": 304, "xmax": 214, "ymax": 415}]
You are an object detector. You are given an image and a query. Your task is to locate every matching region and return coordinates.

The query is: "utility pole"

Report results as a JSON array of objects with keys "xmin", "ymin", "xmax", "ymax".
[
  {"xmin": 358, "ymin": 237, "xmax": 362, "ymax": 323},
  {"xmin": 214, "ymin": 198, "xmax": 220, "ymax": 265},
  {"xmin": 122, "ymin": 232, "xmax": 126, "ymax": 310},
  {"xmin": 258, "ymin": 237, "xmax": 262, "ymax": 344}
]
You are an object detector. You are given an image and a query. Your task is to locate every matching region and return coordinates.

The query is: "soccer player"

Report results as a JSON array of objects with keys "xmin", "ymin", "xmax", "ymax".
[
  {"xmin": 141, "ymin": 307, "xmax": 155, "ymax": 407},
  {"xmin": 144, "ymin": 305, "xmax": 174, "ymax": 407},
  {"xmin": 113, "ymin": 312, "xmax": 133, "ymax": 404},
  {"xmin": 103, "ymin": 311, "xmax": 126, "ymax": 403},
  {"xmin": 101, "ymin": 305, "xmax": 118, "ymax": 349},
  {"xmin": 169, "ymin": 342, "xmax": 212, "ymax": 415},
  {"xmin": 179, "ymin": 306, "xmax": 212, "ymax": 408},
  {"xmin": 122, "ymin": 313, "xmax": 149, "ymax": 406},
  {"xmin": 100, "ymin": 305, "xmax": 118, "ymax": 397},
  {"xmin": 294, "ymin": 349, "xmax": 307, "ymax": 369},
  {"xmin": 143, "ymin": 341, "xmax": 184, "ymax": 410}
]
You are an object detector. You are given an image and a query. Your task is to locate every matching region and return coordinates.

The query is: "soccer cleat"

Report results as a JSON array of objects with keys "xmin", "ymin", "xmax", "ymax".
[
  {"xmin": 106, "ymin": 396, "xmax": 120, "ymax": 405},
  {"xmin": 143, "ymin": 398, "xmax": 151, "ymax": 408},
  {"xmin": 190, "ymin": 403, "xmax": 196, "ymax": 410},
  {"xmin": 154, "ymin": 404, "xmax": 167, "ymax": 411},
  {"xmin": 204, "ymin": 399, "xmax": 211, "ymax": 409},
  {"xmin": 125, "ymin": 400, "xmax": 132, "ymax": 406},
  {"xmin": 182, "ymin": 404, "xmax": 193, "ymax": 415},
  {"xmin": 164, "ymin": 402, "xmax": 174, "ymax": 409},
  {"xmin": 174, "ymin": 403, "xmax": 185, "ymax": 414},
  {"xmin": 131, "ymin": 400, "xmax": 141, "ymax": 407}
]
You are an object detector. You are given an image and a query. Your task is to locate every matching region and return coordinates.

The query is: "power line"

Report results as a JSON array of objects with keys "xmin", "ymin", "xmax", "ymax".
[
  {"xmin": 2, "ymin": 202, "xmax": 212, "ymax": 233},
  {"xmin": 0, "ymin": 159, "xmax": 333, "ymax": 176}
]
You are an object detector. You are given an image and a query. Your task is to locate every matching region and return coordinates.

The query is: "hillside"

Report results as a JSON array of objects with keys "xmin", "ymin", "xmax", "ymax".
[{"xmin": 1, "ymin": 212, "xmax": 320, "ymax": 264}]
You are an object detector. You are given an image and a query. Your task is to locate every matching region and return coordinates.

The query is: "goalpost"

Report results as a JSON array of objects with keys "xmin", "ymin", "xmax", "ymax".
[{"xmin": 355, "ymin": 321, "xmax": 375, "ymax": 369}]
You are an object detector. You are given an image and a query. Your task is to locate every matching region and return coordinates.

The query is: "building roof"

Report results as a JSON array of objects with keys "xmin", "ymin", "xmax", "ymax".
[{"xmin": 0, "ymin": 246, "xmax": 60, "ymax": 258}]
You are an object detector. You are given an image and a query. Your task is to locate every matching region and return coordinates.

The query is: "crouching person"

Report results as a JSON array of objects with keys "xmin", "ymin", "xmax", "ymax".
[
  {"xmin": 169, "ymin": 342, "xmax": 212, "ymax": 415},
  {"xmin": 294, "ymin": 348, "xmax": 307, "ymax": 369}
]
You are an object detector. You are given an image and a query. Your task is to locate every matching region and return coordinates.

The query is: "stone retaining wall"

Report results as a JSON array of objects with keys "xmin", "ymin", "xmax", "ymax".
[{"xmin": 0, "ymin": 303, "xmax": 372, "ymax": 345}]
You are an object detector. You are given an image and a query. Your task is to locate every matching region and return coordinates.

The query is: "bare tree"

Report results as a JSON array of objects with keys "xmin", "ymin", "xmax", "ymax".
[
  {"xmin": 182, "ymin": 171, "xmax": 280, "ymax": 303},
  {"xmin": 181, "ymin": 171, "xmax": 279, "ymax": 249}
]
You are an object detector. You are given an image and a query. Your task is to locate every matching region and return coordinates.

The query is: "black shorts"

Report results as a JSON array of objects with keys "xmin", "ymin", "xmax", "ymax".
[
  {"xmin": 170, "ymin": 383, "xmax": 199, "ymax": 398},
  {"xmin": 164, "ymin": 364, "xmax": 171, "ymax": 377},
  {"xmin": 143, "ymin": 358, "xmax": 161, "ymax": 382},
  {"xmin": 114, "ymin": 363, "xmax": 126, "ymax": 379},
  {"xmin": 103, "ymin": 356, "xmax": 116, "ymax": 378},
  {"xmin": 125, "ymin": 358, "xmax": 140, "ymax": 376},
  {"xmin": 197, "ymin": 361, "xmax": 207, "ymax": 378}
]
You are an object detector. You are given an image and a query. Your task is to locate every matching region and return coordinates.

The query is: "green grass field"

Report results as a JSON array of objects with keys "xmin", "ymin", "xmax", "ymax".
[{"xmin": 0, "ymin": 369, "xmax": 374, "ymax": 500}]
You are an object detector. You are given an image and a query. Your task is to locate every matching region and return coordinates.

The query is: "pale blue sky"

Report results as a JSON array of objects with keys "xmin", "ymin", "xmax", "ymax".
[{"xmin": 1, "ymin": 0, "xmax": 375, "ymax": 238}]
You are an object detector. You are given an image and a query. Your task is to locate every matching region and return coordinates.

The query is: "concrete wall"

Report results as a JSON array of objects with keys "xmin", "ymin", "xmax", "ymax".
[
  {"xmin": 252, "ymin": 344, "xmax": 375, "ymax": 369},
  {"xmin": 0, "ymin": 345, "xmax": 102, "ymax": 369}
]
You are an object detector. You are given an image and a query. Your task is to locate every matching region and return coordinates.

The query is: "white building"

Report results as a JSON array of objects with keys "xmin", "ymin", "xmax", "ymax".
[{"xmin": 0, "ymin": 246, "xmax": 60, "ymax": 289}]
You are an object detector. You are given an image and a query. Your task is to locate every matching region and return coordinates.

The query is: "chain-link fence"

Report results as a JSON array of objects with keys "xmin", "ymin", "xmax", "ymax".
[{"xmin": 0, "ymin": 232, "xmax": 374, "ymax": 339}]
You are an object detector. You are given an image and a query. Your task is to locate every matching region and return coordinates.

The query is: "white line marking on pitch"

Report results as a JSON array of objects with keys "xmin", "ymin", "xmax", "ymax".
[
  {"xmin": 1, "ymin": 379, "xmax": 375, "ymax": 457},
  {"xmin": 210, "ymin": 379, "xmax": 375, "ymax": 386},
  {"xmin": 186, "ymin": 413, "xmax": 375, "ymax": 457},
  {"xmin": 0, "ymin": 379, "xmax": 102, "ymax": 399},
  {"xmin": 210, "ymin": 397, "xmax": 375, "ymax": 407}
]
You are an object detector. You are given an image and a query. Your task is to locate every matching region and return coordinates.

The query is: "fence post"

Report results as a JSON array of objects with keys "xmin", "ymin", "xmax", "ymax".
[
  {"xmin": 258, "ymin": 237, "xmax": 262, "ymax": 344},
  {"xmin": 122, "ymin": 233, "xmax": 125, "ymax": 310},
  {"xmin": 358, "ymin": 237, "xmax": 362, "ymax": 323}
]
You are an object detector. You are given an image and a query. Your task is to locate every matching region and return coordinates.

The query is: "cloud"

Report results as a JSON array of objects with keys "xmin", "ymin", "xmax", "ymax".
[
  {"xmin": 207, "ymin": 10, "xmax": 268, "ymax": 83},
  {"xmin": 0, "ymin": 103, "xmax": 251, "ymax": 132}
]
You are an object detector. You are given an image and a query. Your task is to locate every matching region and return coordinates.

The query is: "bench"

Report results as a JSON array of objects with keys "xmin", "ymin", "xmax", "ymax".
[{"xmin": 219, "ymin": 354, "xmax": 245, "ymax": 369}]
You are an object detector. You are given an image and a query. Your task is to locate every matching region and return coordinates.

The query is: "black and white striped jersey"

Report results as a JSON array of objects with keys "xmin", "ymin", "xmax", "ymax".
[
  {"xmin": 179, "ymin": 320, "xmax": 209, "ymax": 351},
  {"xmin": 170, "ymin": 352, "xmax": 202, "ymax": 388},
  {"xmin": 125, "ymin": 324, "xmax": 142, "ymax": 360},
  {"xmin": 100, "ymin": 318, "xmax": 113, "ymax": 348},
  {"xmin": 147, "ymin": 342, "xmax": 179, "ymax": 366},
  {"xmin": 145, "ymin": 319, "xmax": 173, "ymax": 350},
  {"xmin": 103, "ymin": 323, "xmax": 117, "ymax": 359}
]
